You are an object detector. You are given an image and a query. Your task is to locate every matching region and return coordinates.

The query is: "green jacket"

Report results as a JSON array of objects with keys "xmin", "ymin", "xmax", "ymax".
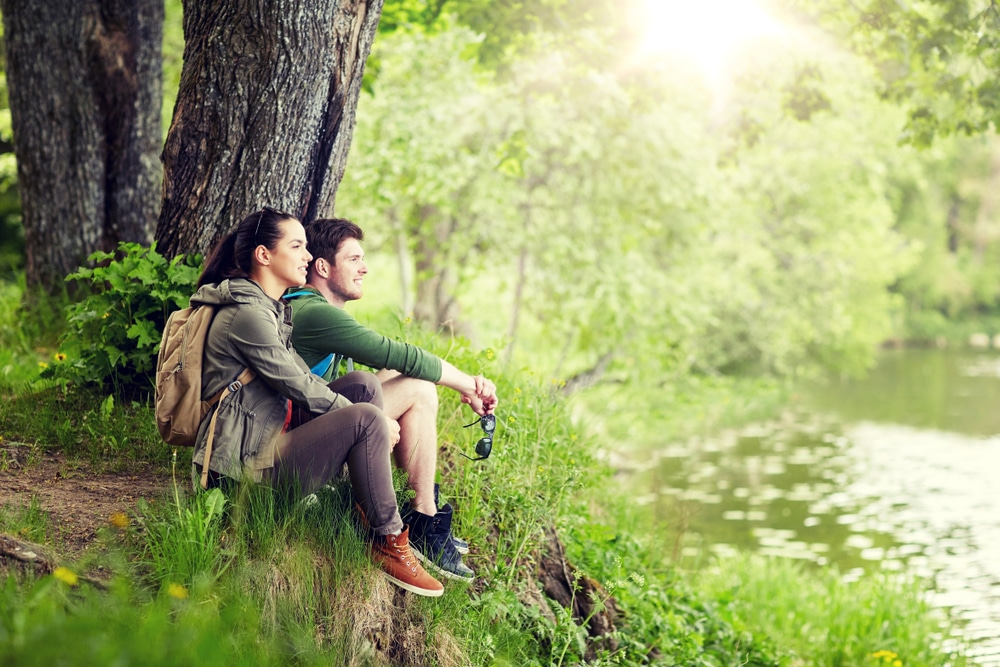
[
  {"xmin": 286, "ymin": 287, "xmax": 442, "ymax": 383},
  {"xmin": 191, "ymin": 279, "xmax": 351, "ymax": 481}
]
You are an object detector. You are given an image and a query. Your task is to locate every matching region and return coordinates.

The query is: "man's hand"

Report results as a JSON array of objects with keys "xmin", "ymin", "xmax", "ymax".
[
  {"xmin": 460, "ymin": 375, "xmax": 498, "ymax": 416},
  {"xmin": 386, "ymin": 417, "xmax": 401, "ymax": 449}
]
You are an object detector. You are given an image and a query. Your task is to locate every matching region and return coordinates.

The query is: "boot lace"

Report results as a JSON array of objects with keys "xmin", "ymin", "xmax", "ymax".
[{"xmin": 390, "ymin": 537, "xmax": 419, "ymax": 572}]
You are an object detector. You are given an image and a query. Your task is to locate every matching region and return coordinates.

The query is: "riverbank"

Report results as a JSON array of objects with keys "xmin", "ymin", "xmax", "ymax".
[{"xmin": 0, "ymin": 376, "xmax": 976, "ymax": 664}]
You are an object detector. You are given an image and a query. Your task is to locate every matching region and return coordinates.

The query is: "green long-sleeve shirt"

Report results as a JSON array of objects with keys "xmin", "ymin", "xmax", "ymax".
[{"xmin": 286, "ymin": 287, "xmax": 443, "ymax": 383}]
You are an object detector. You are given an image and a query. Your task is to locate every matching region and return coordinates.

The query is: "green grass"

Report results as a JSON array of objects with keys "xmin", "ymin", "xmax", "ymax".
[
  {"xmin": 0, "ymin": 278, "xmax": 977, "ymax": 666},
  {"xmin": 0, "ymin": 495, "xmax": 51, "ymax": 544},
  {"xmin": 692, "ymin": 553, "xmax": 972, "ymax": 667},
  {"xmin": 0, "ymin": 388, "xmax": 171, "ymax": 468}
]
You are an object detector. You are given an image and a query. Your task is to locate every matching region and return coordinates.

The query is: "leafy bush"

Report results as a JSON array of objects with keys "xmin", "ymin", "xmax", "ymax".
[{"xmin": 43, "ymin": 243, "xmax": 201, "ymax": 396}]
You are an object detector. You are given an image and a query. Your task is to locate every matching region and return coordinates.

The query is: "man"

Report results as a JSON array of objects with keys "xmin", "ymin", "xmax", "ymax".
[{"xmin": 287, "ymin": 218, "xmax": 499, "ymax": 581}]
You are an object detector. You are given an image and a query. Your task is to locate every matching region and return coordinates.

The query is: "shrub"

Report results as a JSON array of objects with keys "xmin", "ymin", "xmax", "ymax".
[{"xmin": 43, "ymin": 243, "xmax": 201, "ymax": 396}]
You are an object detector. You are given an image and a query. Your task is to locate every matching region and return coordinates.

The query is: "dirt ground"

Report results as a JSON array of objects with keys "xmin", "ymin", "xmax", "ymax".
[{"xmin": 0, "ymin": 443, "xmax": 172, "ymax": 557}]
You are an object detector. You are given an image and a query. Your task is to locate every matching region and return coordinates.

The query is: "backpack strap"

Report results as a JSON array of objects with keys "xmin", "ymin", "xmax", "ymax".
[{"xmin": 200, "ymin": 367, "xmax": 256, "ymax": 490}]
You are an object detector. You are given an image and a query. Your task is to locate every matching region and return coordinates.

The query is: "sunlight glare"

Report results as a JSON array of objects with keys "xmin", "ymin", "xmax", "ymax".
[{"xmin": 636, "ymin": 0, "xmax": 786, "ymax": 84}]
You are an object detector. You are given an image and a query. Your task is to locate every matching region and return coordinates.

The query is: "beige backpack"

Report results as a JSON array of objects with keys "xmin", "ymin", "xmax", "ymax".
[{"xmin": 155, "ymin": 305, "xmax": 254, "ymax": 486}]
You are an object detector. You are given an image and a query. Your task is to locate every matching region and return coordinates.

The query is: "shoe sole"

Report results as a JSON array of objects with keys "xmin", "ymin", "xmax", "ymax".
[
  {"xmin": 379, "ymin": 571, "xmax": 444, "ymax": 597},
  {"xmin": 410, "ymin": 545, "xmax": 475, "ymax": 582}
]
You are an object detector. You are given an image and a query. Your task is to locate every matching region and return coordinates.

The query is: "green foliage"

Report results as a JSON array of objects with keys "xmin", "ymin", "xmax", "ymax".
[
  {"xmin": 694, "ymin": 553, "xmax": 973, "ymax": 667},
  {"xmin": 43, "ymin": 243, "xmax": 201, "ymax": 396},
  {"xmin": 0, "ymin": 274, "xmax": 68, "ymax": 387},
  {"xmin": 161, "ymin": 0, "xmax": 184, "ymax": 139},
  {"xmin": 137, "ymin": 484, "xmax": 229, "ymax": 587},
  {"xmin": 341, "ymin": 27, "xmax": 920, "ymax": 392},
  {"xmin": 0, "ymin": 575, "xmax": 295, "ymax": 667},
  {"xmin": 788, "ymin": 0, "xmax": 1000, "ymax": 143},
  {"xmin": 378, "ymin": 0, "xmax": 623, "ymax": 71}
]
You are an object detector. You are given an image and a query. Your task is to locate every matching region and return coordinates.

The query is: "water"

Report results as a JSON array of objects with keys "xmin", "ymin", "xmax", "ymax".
[{"xmin": 634, "ymin": 349, "xmax": 1000, "ymax": 664}]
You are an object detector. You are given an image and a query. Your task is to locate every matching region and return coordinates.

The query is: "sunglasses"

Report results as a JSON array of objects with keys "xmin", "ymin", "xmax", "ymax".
[
  {"xmin": 253, "ymin": 206, "xmax": 294, "ymax": 246},
  {"xmin": 460, "ymin": 413, "xmax": 495, "ymax": 461}
]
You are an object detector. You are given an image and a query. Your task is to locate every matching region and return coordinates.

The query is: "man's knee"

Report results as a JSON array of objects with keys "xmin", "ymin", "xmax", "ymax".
[{"xmin": 413, "ymin": 377, "xmax": 438, "ymax": 412}]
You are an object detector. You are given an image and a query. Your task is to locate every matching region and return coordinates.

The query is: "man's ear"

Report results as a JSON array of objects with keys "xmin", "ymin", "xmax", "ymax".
[{"xmin": 313, "ymin": 256, "xmax": 330, "ymax": 278}]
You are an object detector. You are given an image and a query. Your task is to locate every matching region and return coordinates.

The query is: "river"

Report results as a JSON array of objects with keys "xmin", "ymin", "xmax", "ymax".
[{"xmin": 633, "ymin": 348, "xmax": 1000, "ymax": 665}]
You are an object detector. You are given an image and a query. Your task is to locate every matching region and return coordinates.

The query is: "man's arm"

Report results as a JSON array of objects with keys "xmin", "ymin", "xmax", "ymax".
[
  {"xmin": 437, "ymin": 360, "xmax": 498, "ymax": 416},
  {"xmin": 292, "ymin": 295, "xmax": 442, "ymax": 382}
]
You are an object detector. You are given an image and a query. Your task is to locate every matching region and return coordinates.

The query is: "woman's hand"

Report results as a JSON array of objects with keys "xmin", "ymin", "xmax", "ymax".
[{"xmin": 386, "ymin": 417, "xmax": 401, "ymax": 449}]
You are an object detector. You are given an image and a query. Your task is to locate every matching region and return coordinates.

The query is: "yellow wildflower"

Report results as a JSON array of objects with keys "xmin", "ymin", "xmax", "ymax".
[
  {"xmin": 53, "ymin": 567, "xmax": 78, "ymax": 586},
  {"xmin": 514, "ymin": 387, "xmax": 521, "ymax": 394},
  {"xmin": 54, "ymin": 352, "xmax": 67, "ymax": 362},
  {"xmin": 167, "ymin": 583, "xmax": 189, "ymax": 599},
  {"xmin": 38, "ymin": 361, "xmax": 49, "ymax": 370},
  {"xmin": 869, "ymin": 651, "xmax": 898, "ymax": 662},
  {"xmin": 109, "ymin": 512, "xmax": 129, "ymax": 528},
  {"xmin": 507, "ymin": 416, "xmax": 516, "ymax": 424},
  {"xmin": 893, "ymin": 661, "xmax": 902, "ymax": 667},
  {"xmin": 102, "ymin": 312, "xmax": 109, "ymax": 319},
  {"xmin": 485, "ymin": 348, "xmax": 495, "ymax": 360}
]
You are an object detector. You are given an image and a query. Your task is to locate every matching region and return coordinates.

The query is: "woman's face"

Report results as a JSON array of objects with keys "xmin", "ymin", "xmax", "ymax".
[{"xmin": 265, "ymin": 219, "xmax": 313, "ymax": 289}]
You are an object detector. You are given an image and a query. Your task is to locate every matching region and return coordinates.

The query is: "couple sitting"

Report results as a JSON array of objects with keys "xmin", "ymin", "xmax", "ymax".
[{"xmin": 190, "ymin": 208, "xmax": 498, "ymax": 596}]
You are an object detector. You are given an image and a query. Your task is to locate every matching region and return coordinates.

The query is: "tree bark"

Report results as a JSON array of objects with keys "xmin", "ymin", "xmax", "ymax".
[
  {"xmin": 155, "ymin": 0, "xmax": 383, "ymax": 259},
  {"xmin": 0, "ymin": 0, "xmax": 163, "ymax": 289}
]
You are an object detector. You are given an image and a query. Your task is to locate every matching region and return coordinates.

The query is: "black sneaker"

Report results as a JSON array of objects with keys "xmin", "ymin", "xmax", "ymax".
[
  {"xmin": 433, "ymin": 484, "xmax": 470, "ymax": 554},
  {"xmin": 406, "ymin": 504, "xmax": 474, "ymax": 581},
  {"xmin": 401, "ymin": 487, "xmax": 471, "ymax": 555}
]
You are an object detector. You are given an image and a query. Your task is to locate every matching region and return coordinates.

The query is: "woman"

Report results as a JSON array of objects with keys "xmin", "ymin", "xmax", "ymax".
[{"xmin": 190, "ymin": 206, "xmax": 443, "ymax": 597}]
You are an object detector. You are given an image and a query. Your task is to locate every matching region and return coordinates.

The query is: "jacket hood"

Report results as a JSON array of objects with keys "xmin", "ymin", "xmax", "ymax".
[{"xmin": 190, "ymin": 278, "xmax": 283, "ymax": 316}]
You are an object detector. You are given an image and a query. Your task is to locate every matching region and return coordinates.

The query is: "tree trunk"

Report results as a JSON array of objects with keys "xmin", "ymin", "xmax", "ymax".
[
  {"xmin": 155, "ymin": 0, "xmax": 383, "ymax": 259},
  {"xmin": 0, "ymin": 0, "xmax": 163, "ymax": 289}
]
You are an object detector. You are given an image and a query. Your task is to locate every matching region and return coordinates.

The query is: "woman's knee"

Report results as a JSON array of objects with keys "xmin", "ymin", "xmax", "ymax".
[
  {"xmin": 351, "ymin": 402, "xmax": 390, "ymax": 440},
  {"xmin": 333, "ymin": 371, "xmax": 384, "ymax": 406}
]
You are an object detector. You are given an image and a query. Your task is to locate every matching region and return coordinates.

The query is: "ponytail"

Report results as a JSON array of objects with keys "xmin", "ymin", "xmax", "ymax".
[{"xmin": 198, "ymin": 233, "xmax": 239, "ymax": 288}]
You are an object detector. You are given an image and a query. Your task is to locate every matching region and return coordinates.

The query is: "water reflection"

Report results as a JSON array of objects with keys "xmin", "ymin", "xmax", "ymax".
[{"xmin": 636, "ymin": 349, "xmax": 1000, "ymax": 665}]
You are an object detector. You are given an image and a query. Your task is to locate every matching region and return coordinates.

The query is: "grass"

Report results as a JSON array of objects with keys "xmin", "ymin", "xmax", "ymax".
[
  {"xmin": 0, "ymin": 277, "xmax": 978, "ymax": 666},
  {"xmin": 692, "ymin": 553, "xmax": 972, "ymax": 667}
]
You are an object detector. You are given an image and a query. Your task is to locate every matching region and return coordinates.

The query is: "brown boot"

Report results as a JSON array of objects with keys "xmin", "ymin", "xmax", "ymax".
[{"xmin": 370, "ymin": 526, "xmax": 444, "ymax": 597}]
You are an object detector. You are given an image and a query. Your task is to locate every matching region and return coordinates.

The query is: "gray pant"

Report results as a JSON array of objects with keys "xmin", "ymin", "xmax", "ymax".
[{"xmin": 273, "ymin": 371, "xmax": 403, "ymax": 536}]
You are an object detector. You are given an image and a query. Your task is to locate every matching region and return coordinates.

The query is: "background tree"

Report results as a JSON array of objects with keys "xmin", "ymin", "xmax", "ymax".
[
  {"xmin": 154, "ymin": 0, "xmax": 384, "ymax": 258},
  {"xmin": 786, "ymin": 0, "xmax": 1000, "ymax": 143},
  {"xmin": 0, "ymin": 0, "xmax": 163, "ymax": 289}
]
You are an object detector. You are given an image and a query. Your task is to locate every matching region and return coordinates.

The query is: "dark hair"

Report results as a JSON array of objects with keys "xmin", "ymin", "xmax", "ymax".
[
  {"xmin": 304, "ymin": 218, "xmax": 365, "ymax": 270},
  {"xmin": 198, "ymin": 207, "xmax": 299, "ymax": 287}
]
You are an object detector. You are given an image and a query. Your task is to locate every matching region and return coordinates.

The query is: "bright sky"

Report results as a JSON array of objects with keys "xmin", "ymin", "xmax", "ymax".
[{"xmin": 635, "ymin": 0, "xmax": 787, "ymax": 85}]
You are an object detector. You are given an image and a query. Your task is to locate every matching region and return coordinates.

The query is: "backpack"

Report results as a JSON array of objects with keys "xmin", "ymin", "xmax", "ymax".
[{"xmin": 155, "ymin": 306, "xmax": 255, "ymax": 482}]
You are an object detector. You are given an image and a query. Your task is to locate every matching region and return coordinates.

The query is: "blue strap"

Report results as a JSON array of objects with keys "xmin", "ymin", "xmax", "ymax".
[{"xmin": 311, "ymin": 353, "xmax": 335, "ymax": 378}]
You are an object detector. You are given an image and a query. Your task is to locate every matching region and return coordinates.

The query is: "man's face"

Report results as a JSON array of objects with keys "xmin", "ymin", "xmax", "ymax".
[{"xmin": 324, "ymin": 237, "xmax": 367, "ymax": 306}]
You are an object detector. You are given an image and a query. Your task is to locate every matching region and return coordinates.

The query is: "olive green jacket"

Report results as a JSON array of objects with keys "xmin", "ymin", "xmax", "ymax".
[{"xmin": 190, "ymin": 279, "xmax": 351, "ymax": 481}]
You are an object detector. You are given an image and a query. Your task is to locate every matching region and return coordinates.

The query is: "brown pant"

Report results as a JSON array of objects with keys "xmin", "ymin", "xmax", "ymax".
[{"xmin": 273, "ymin": 371, "xmax": 402, "ymax": 536}]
